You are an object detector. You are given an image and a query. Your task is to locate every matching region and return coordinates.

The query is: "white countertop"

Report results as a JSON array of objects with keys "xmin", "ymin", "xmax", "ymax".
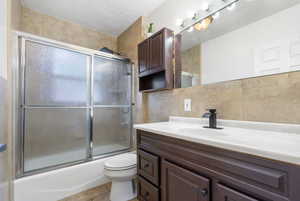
[{"xmin": 134, "ymin": 117, "xmax": 300, "ymax": 166}]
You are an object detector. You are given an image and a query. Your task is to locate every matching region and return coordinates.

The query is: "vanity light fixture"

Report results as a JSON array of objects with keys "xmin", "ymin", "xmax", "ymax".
[{"xmin": 178, "ymin": 0, "xmax": 240, "ymax": 33}]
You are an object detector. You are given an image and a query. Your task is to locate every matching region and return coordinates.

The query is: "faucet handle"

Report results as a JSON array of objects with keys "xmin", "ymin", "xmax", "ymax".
[{"xmin": 207, "ymin": 109, "xmax": 216, "ymax": 113}]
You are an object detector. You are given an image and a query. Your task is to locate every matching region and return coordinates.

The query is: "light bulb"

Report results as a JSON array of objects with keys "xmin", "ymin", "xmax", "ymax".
[
  {"xmin": 187, "ymin": 27, "xmax": 194, "ymax": 32},
  {"xmin": 194, "ymin": 17, "xmax": 213, "ymax": 31},
  {"xmin": 176, "ymin": 19, "xmax": 183, "ymax": 26},
  {"xmin": 201, "ymin": 18, "xmax": 210, "ymax": 29},
  {"xmin": 194, "ymin": 23, "xmax": 202, "ymax": 31},
  {"xmin": 212, "ymin": 12, "xmax": 220, "ymax": 19},
  {"xmin": 227, "ymin": 2, "xmax": 236, "ymax": 11}
]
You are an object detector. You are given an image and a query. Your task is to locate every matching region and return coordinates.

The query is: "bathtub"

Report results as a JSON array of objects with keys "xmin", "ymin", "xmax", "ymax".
[{"xmin": 14, "ymin": 153, "xmax": 134, "ymax": 201}]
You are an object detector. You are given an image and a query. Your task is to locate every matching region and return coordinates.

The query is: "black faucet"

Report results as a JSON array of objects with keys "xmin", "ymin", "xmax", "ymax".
[{"xmin": 202, "ymin": 109, "xmax": 223, "ymax": 129}]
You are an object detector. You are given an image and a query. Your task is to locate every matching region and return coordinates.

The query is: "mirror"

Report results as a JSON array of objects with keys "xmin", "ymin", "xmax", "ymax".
[{"xmin": 179, "ymin": 0, "xmax": 300, "ymax": 88}]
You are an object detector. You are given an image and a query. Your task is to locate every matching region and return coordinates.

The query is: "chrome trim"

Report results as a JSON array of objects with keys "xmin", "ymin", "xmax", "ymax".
[
  {"xmin": 19, "ymin": 159, "xmax": 88, "ymax": 178},
  {"xmin": 22, "ymin": 106, "xmax": 90, "ymax": 109},
  {"xmin": 129, "ymin": 63, "xmax": 134, "ymax": 149},
  {"xmin": 93, "ymin": 105, "xmax": 131, "ymax": 108},
  {"xmin": 17, "ymin": 149, "xmax": 132, "ymax": 178},
  {"xmin": 92, "ymin": 148, "xmax": 132, "ymax": 160},
  {"xmin": 15, "ymin": 31, "xmax": 130, "ymax": 61},
  {"xmin": 0, "ymin": 144, "xmax": 7, "ymax": 152},
  {"xmin": 88, "ymin": 55, "xmax": 94, "ymax": 158},
  {"xmin": 15, "ymin": 34, "xmax": 134, "ymax": 177},
  {"xmin": 19, "ymin": 37, "xmax": 26, "ymax": 177}
]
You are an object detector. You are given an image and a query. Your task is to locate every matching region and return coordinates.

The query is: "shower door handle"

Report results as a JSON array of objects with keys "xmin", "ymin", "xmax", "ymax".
[{"xmin": 0, "ymin": 144, "xmax": 7, "ymax": 153}]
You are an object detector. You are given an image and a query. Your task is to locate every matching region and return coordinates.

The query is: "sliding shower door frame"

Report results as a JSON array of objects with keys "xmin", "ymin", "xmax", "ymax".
[{"xmin": 15, "ymin": 33, "xmax": 133, "ymax": 178}]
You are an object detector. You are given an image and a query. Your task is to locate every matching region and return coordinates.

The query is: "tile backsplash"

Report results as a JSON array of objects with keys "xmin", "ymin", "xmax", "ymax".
[{"xmin": 145, "ymin": 71, "xmax": 300, "ymax": 124}]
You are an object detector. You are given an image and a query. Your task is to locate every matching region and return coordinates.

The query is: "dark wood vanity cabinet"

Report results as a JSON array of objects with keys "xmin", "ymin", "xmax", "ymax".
[
  {"xmin": 161, "ymin": 160, "xmax": 210, "ymax": 201},
  {"xmin": 138, "ymin": 40, "xmax": 149, "ymax": 74},
  {"xmin": 138, "ymin": 28, "xmax": 174, "ymax": 92},
  {"xmin": 136, "ymin": 130, "xmax": 300, "ymax": 201},
  {"xmin": 149, "ymin": 31, "xmax": 164, "ymax": 71}
]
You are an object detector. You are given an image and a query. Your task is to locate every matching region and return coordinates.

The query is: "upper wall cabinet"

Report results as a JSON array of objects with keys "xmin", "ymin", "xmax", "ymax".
[
  {"xmin": 138, "ymin": 40, "xmax": 149, "ymax": 74},
  {"xmin": 138, "ymin": 28, "xmax": 174, "ymax": 92}
]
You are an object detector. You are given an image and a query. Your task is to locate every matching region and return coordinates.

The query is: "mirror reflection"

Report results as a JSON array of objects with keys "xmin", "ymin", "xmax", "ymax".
[{"xmin": 179, "ymin": 0, "xmax": 300, "ymax": 88}]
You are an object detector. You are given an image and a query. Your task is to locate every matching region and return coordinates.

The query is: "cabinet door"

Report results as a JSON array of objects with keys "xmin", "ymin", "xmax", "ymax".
[
  {"xmin": 149, "ymin": 31, "xmax": 164, "ymax": 70},
  {"xmin": 138, "ymin": 176, "xmax": 160, "ymax": 201},
  {"xmin": 138, "ymin": 40, "xmax": 149, "ymax": 74},
  {"xmin": 161, "ymin": 160, "xmax": 210, "ymax": 201},
  {"xmin": 216, "ymin": 184, "xmax": 260, "ymax": 201}
]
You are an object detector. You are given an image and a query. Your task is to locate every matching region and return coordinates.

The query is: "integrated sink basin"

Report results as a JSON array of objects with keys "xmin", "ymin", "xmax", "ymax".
[
  {"xmin": 178, "ymin": 127, "xmax": 227, "ymax": 136},
  {"xmin": 134, "ymin": 116, "xmax": 300, "ymax": 165}
]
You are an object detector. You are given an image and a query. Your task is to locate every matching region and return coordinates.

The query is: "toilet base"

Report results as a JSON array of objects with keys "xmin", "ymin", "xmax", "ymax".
[{"xmin": 110, "ymin": 179, "xmax": 137, "ymax": 201}]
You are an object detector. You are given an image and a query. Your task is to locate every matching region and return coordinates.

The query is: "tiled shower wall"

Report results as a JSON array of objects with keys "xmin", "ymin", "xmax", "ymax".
[{"xmin": 21, "ymin": 7, "xmax": 117, "ymax": 51}]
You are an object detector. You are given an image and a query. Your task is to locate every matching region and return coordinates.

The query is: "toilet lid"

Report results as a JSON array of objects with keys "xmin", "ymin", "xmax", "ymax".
[{"xmin": 104, "ymin": 153, "xmax": 137, "ymax": 170}]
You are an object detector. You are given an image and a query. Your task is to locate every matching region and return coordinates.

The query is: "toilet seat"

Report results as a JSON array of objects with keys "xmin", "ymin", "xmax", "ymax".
[{"xmin": 104, "ymin": 153, "xmax": 137, "ymax": 171}]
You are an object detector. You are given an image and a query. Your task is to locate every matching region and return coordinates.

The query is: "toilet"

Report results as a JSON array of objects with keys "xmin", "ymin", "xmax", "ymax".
[{"xmin": 104, "ymin": 153, "xmax": 137, "ymax": 201}]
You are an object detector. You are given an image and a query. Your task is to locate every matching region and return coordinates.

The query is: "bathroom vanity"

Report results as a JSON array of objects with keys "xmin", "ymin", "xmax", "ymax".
[{"xmin": 134, "ymin": 117, "xmax": 300, "ymax": 201}]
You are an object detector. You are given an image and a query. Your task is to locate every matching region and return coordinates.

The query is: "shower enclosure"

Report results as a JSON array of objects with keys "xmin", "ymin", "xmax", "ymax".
[{"xmin": 15, "ymin": 33, "xmax": 133, "ymax": 177}]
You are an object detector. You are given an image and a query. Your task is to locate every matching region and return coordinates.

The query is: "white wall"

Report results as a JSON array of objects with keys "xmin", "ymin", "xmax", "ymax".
[
  {"xmin": 202, "ymin": 4, "xmax": 300, "ymax": 84},
  {"xmin": 0, "ymin": 0, "xmax": 7, "ymax": 79}
]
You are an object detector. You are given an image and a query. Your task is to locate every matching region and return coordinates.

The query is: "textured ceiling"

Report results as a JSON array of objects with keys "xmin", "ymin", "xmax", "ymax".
[{"xmin": 22, "ymin": 0, "xmax": 167, "ymax": 36}]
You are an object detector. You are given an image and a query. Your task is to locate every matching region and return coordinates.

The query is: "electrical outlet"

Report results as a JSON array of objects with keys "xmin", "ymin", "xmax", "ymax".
[{"xmin": 184, "ymin": 99, "xmax": 192, "ymax": 112}]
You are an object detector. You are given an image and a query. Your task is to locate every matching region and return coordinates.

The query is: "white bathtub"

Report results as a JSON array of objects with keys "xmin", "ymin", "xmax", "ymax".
[{"xmin": 14, "ymin": 153, "xmax": 134, "ymax": 201}]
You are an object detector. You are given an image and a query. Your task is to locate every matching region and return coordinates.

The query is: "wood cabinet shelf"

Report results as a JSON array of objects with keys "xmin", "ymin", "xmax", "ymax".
[{"xmin": 138, "ymin": 28, "xmax": 174, "ymax": 92}]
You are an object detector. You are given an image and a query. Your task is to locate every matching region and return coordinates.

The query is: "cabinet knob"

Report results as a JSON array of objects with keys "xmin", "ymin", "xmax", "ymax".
[
  {"xmin": 201, "ymin": 189, "xmax": 208, "ymax": 197},
  {"xmin": 143, "ymin": 163, "xmax": 150, "ymax": 168}
]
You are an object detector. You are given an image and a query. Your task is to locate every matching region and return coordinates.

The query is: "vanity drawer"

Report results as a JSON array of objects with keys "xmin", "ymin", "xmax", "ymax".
[
  {"xmin": 216, "ymin": 184, "xmax": 261, "ymax": 201},
  {"xmin": 138, "ymin": 149, "xmax": 160, "ymax": 186},
  {"xmin": 138, "ymin": 176, "xmax": 160, "ymax": 201}
]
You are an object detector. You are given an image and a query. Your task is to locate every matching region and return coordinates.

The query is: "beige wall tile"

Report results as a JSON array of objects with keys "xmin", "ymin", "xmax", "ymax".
[
  {"xmin": 145, "ymin": 71, "xmax": 300, "ymax": 124},
  {"xmin": 21, "ymin": 7, "xmax": 117, "ymax": 51},
  {"xmin": 181, "ymin": 45, "xmax": 201, "ymax": 75},
  {"xmin": 117, "ymin": 17, "xmax": 147, "ymax": 124}
]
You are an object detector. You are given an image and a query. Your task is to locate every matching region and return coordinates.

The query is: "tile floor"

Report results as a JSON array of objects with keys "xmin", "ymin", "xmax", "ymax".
[{"xmin": 59, "ymin": 183, "xmax": 138, "ymax": 201}]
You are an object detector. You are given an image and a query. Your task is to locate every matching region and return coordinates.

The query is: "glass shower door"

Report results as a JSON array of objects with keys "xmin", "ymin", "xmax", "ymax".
[
  {"xmin": 92, "ymin": 56, "xmax": 132, "ymax": 156},
  {"xmin": 22, "ymin": 41, "xmax": 91, "ymax": 172}
]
